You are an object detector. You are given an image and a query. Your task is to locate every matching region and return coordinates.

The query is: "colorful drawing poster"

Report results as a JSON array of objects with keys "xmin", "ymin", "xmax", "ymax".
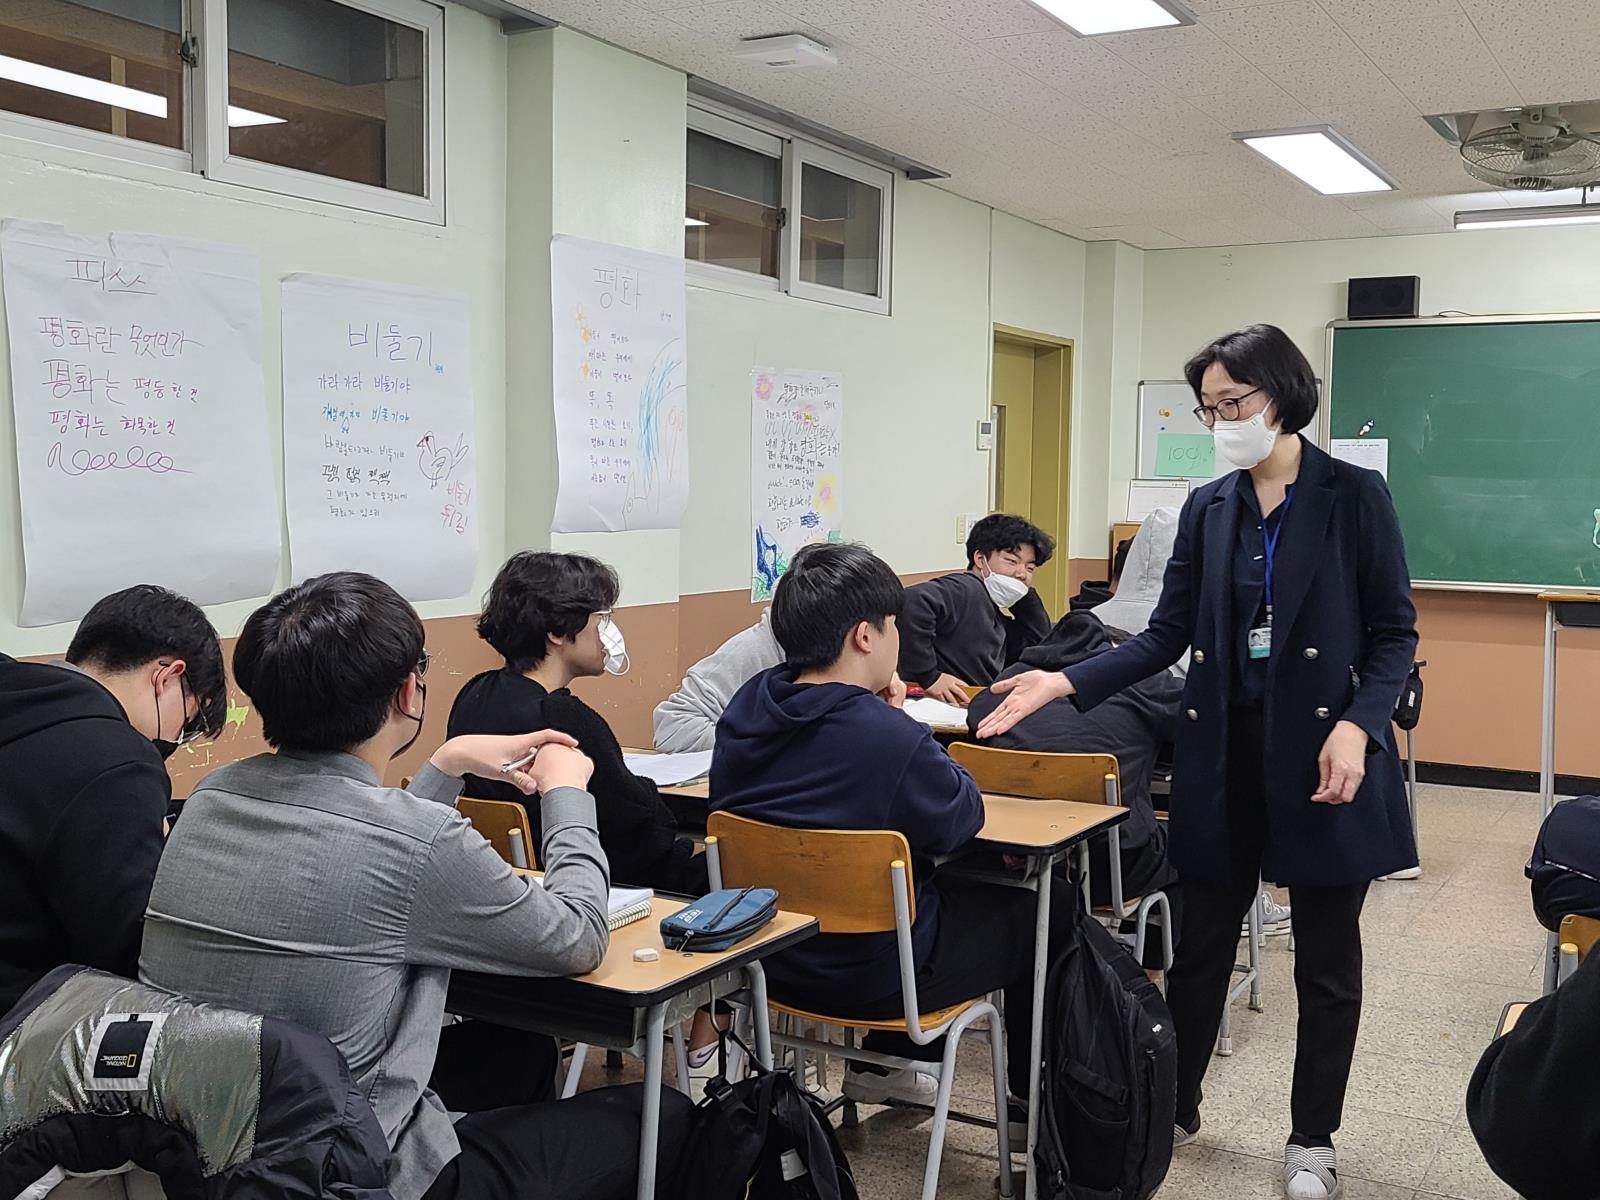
[
  {"xmin": 550, "ymin": 236, "xmax": 688, "ymax": 532},
  {"xmin": 0, "ymin": 220, "xmax": 280, "ymax": 626},
  {"xmin": 280, "ymin": 274, "xmax": 478, "ymax": 602},
  {"xmin": 751, "ymin": 368, "xmax": 843, "ymax": 600}
]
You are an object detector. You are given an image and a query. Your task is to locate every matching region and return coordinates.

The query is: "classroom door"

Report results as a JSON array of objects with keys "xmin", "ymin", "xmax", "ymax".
[{"xmin": 991, "ymin": 329, "xmax": 1072, "ymax": 617}]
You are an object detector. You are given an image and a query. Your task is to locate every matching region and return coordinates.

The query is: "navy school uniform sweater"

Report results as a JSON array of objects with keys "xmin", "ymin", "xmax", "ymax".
[
  {"xmin": 710, "ymin": 666, "xmax": 984, "ymax": 1008},
  {"xmin": 897, "ymin": 571, "xmax": 1052, "ymax": 689}
]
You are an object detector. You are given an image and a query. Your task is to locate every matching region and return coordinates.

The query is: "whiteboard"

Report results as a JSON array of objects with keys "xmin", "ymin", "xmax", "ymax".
[
  {"xmin": 280, "ymin": 273, "xmax": 478, "ymax": 602},
  {"xmin": 550, "ymin": 236, "xmax": 689, "ymax": 532},
  {"xmin": 1136, "ymin": 379, "xmax": 1219, "ymax": 483},
  {"xmin": 0, "ymin": 220, "xmax": 280, "ymax": 626},
  {"xmin": 751, "ymin": 368, "xmax": 842, "ymax": 601}
]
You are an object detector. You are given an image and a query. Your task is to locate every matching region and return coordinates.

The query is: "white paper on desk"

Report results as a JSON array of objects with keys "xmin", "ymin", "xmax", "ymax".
[
  {"xmin": 1330, "ymin": 437, "xmax": 1388, "ymax": 480},
  {"xmin": 904, "ymin": 697, "xmax": 970, "ymax": 728},
  {"xmin": 526, "ymin": 875, "xmax": 654, "ymax": 918},
  {"xmin": 624, "ymin": 749, "xmax": 714, "ymax": 786}
]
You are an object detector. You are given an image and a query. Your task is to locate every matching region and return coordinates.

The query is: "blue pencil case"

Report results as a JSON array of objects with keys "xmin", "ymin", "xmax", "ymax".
[{"xmin": 660, "ymin": 886, "xmax": 778, "ymax": 952}]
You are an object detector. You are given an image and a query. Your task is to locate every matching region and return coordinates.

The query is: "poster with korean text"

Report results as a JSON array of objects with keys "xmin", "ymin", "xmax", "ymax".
[
  {"xmin": 0, "ymin": 220, "xmax": 280, "ymax": 626},
  {"xmin": 751, "ymin": 368, "xmax": 843, "ymax": 600},
  {"xmin": 280, "ymin": 274, "xmax": 477, "ymax": 602},
  {"xmin": 550, "ymin": 235, "xmax": 688, "ymax": 532}
]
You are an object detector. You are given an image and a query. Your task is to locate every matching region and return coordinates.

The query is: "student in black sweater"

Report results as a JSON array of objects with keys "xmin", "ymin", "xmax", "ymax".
[
  {"xmin": 0, "ymin": 585, "xmax": 225, "ymax": 1016},
  {"xmin": 898, "ymin": 513, "xmax": 1054, "ymax": 706},
  {"xmin": 714, "ymin": 542, "xmax": 1074, "ymax": 1118},
  {"xmin": 448, "ymin": 551, "xmax": 706, "ymax": 896}
]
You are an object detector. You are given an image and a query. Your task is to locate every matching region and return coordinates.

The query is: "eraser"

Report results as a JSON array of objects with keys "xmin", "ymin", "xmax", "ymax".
[{"xmin": 633, "ymin": 947, "xmax": 660, "ymax": 962}]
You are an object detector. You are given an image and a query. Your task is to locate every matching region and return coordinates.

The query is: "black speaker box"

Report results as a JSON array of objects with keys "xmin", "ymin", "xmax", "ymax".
[{"xmin": 1347, "ymin": 276, "xmax": 1420, "ymax": 321}]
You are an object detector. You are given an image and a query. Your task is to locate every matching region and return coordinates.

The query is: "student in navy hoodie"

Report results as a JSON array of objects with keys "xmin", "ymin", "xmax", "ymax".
[{"xmin": 712, "ymin": 541, "xmax": 1071, "ymax": 1116}]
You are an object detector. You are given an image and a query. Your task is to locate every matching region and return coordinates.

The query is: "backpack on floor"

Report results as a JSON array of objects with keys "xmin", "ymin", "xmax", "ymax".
[
  {"xmin": 1527, "ymin": 794, "xmax": 1600, "ymax": 932},
  {"xmin": 1037, "ymin": 904, "xmax": 1177, "ymax": 1200},
  {"xmin": 673, "ymin": 1042, "xmax": 858, "ymax": 1200}
]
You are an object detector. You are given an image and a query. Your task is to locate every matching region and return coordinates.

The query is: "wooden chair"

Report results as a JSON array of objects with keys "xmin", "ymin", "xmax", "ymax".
[
  {"xmin": 705, "ymin": 813, "xmax": 1014, "ymax": 1200},
  {"xmin": 1555, "ymin": 913, "xmax": 1600, "ymax": 985},
  {"xmin": 457, "ymin": 797, "xmax": 534, "ymax": 869},
  {"xmin": 948, "ymin": 744, "xmax": 1174, "ymax": 971}
]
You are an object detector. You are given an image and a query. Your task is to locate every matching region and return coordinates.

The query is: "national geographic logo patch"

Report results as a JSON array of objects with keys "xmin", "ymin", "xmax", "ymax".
[{"xmin": 86, "ymin": 1012, "xmax": 168, "ymax": 1092}]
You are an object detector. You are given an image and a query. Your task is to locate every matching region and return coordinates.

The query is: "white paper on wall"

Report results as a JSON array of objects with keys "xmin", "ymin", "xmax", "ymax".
[
  {"xmin": 0, "ymin": 220, "xmax": 280, "ymax": 627},
  {"xmin": 550, "ymin": 235, "xmax": 688, "ymax": 532},
  {"xmin": 751, "ymin": 368, "xmax": 843, "ymax": 601},
  {"xmin": 280, "ymin": 274, "xmax": 478, "ymax": 602},
  {"xmin": 1330, "ymin": 437, "xmax": 1389, "ymax": 480}
]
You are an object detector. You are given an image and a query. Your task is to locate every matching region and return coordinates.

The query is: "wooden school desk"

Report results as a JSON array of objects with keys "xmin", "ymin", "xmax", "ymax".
[
  {"xmin": 448, "ymin": 888, "xmax": 818, "ymax": 1200},
  {"xmin": 662, "ymin": 777, "xmax": 1126, "ymax": 1200}
]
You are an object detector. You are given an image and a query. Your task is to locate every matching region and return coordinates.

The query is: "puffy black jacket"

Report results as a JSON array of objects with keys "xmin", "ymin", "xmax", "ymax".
[{"xmin": 0, "ymin": 965, "xmax": 392, "ymax": 1199}]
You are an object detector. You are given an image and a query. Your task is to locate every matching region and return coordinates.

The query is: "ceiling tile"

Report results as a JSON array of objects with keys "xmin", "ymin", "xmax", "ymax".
[
  {"xmin": 819, "ymin": 17, "xmax": 1006, "ymax": 76},
  {"xmin": 1085, "ymin": 224, "xmax": 1189, "ymax": 248},
  {"xmin": 932, "ymin": 0, "xmax": 1063, "ymax": 39},
  {"xmin": 1456, "ymin": 0, "xmax": 1600, "ymax": 105},
  {"xmin": 1203, "ymin": 1, "xmax": 1366, "ymax": 66},
  {"xmin": 1319, "ymin": 0, "xmax": 1524, "ymax": 112},
  {"xmin": 1187, "ymin": 75, "xmax": 1317, "ymax": 131},
  {"xmin": 1097, "ymin": 24, "xmax": 1257, "ymax": 99}
]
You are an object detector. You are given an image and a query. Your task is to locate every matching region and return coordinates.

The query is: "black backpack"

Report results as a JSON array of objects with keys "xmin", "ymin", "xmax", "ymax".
[
  {"xmin": 1037, "ymin": 905, "xmax": 1176, "ymax": 1200},
  {"xmin": 1527, "ymin": 795, "xmax": 1600, "ymax": 932},
  {"xmin": 674, "ymin": 1043, "xmax": 858, "ymax": 1200}
]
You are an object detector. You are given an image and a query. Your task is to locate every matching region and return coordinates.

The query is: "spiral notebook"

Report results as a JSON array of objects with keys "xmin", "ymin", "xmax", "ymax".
[{"xmin": 527, "ymin": 876, "xmax": 655, "ymax": 931}]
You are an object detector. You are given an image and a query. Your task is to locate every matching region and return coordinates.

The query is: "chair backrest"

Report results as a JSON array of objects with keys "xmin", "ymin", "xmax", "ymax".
[
  {"xmin": 459, "ymin": 796, "xmax": 535, "ymax": 868},
  {"xmin": 949, "ymin": 743, "xmax": 1120, "ymax": 805},
  {"xmin": 1560, "ymin": 913, "xmax": 1600, "ymax": 961},
  {"xmin": 705, "ymin": 811, "xmax": 912, "ymax": 935}
]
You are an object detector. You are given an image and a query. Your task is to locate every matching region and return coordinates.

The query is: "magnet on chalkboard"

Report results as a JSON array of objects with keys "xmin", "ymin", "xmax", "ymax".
[{"xmin": 1358, "ymin": 419, "xmax": 1376, "ymax": 437}]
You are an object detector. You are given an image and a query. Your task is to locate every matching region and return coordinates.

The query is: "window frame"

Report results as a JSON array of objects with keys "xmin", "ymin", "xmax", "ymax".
[
  {"xmin": 195, "ymin": 0, "xmax": 445, "ymax": 224},
  {"xmin": 686, "ymin": 101, "xmax": 895, "ymax": 315},
  {"xmin": 0, "ymin": 0, "xmax": 445, "ymax": 224}
]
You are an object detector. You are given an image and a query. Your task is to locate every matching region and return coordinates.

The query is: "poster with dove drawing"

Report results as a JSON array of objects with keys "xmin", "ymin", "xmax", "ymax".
[
  {"xmin": 280, "ymin": 273, "xmax": 478, "ymax": 601},
  {"xmin": 751, "ymin": 368, "xmax": 843, "ymax": 601}
]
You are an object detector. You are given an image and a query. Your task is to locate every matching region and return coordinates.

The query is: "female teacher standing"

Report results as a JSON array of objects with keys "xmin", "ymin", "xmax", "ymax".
[{"xmin": 977, "ymin": 325, "xmax": 1417, "ymax": 1200}]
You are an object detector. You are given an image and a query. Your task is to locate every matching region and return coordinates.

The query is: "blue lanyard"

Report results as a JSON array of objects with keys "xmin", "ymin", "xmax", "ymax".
[{"xmin": 1262, "ymin": 484, "xmax": 1296, "ymax": 615}]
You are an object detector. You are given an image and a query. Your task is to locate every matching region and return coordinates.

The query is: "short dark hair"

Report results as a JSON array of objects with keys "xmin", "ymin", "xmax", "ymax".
[
  {"xmin": 966, "ymin": 514, "xmax": 1055, "ymax": 570},
  {"xmin": 233, "ymin": 572, "xmax": 424, "ymax": 754},
  {"xmin": 67, "ymin": 585, "xmax": 226, "ymax": 738},
  {"xmin": 771, "ymin": 542, "xmax": 904, "ymax": 672},
  {"xmin": 1184, "ymin": 324, "xmax": 1319, "ymax": 435},
  {"xmin": 477, "ymin": 552, "xmax": 620, "ymax": 672}
]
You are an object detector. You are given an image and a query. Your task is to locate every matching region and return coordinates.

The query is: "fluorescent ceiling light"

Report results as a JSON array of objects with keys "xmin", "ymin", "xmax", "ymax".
[
  {"xmin": 684, "ymin": 216, "xmax": 710, "ymax": 227},
  {"xmin": 1455, "ymin": 202, "xmax": 1600, "ymax": 230},
  {"xmin": 1026, "ymin": 0, "xmax": 1196, "ymax": 36},
  {"xmin": 1233, "ymin": 125, "xmax": 1396, "ymax": 195},
  {"xmin": 0, "ymin": 53, "xmax": 284, "ymax": 127}
]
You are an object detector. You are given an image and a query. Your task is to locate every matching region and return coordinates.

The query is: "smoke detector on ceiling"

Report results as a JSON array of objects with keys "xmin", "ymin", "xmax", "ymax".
[{"xmin": 734, "ymin": 33, "xmax": 837, "ymax": 70}]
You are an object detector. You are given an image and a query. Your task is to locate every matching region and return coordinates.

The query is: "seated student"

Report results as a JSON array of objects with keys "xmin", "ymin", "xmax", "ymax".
[
  {"xmin": 713, "ymin": 542, "xmax": 1072, "ymax": 1116},
  {"xmin": 0, "ymin": 585, "xmax": 224, "ymax": 1016},
  {"xmin": 1090, "ymin": 506, "xmax": 1181, "ymax": 645},
  {"xmin": 898, "ymin": 513, "xmax": 1054, "ymax": 706},
  {"xmin": 449, "ymin": 551, "xmax": 706, "ymax": 895},
  {"xmin": 967, "ymin": 611, "xmax": 1182, "ymax": 969},
  {"xmin": 652, "ymin": 608, "xmax": 781, "ymax": 753},
  {"xmin": 139, "ymin": 571, "xmax": 692, "ymax": 1200}
]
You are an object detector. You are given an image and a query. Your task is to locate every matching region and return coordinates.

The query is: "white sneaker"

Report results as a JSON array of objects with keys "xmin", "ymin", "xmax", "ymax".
[
  {"xmin": 1173, "ymin": 1116, "xmax": 1201, "ymax": 1148},
  {"xmin": 1247, "ymin": 892, "xmax": 1293, "ymax": 938},
  {"xmin": 841, "ymin": 1064, "xmax": 940, "ymax": 1105},
  {"xmin": 1283, "ymin": 1141, "xmax": 1341, "ymax": 1200},
  {"xmin": 1379, "ymin": 865, "xmax": 1423, "ymax": 881},
  {"xmin": 683, "ymin": 1045, "xmax": 721, "ymax": 1102}
]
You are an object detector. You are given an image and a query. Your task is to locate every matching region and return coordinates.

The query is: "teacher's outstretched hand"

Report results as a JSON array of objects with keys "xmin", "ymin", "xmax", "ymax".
[{"xmin": 974, "ymin": 669, "xmax": 1075, "ymax": 739}]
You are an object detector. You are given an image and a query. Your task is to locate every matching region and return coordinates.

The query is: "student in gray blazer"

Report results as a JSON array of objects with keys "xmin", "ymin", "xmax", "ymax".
[{"xmin": 140, "ymin": 571, "xmax": 694, "ymax": 1200}]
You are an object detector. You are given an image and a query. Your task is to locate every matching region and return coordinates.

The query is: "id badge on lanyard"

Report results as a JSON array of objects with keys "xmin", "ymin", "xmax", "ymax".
[{"xmin": 1248, "ymin": 486, "xmax": 1294, "ymax": 661}]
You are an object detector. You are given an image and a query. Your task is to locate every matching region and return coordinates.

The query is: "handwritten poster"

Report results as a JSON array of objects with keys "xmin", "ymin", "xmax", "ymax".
[
  {"xmin": 1155, "ymin": 431, "xmax": 1217, "ymax": 479},
  {"xmin": 550, "ymin": 235, "xmax": 688, "ymax": 532},
  {"xmin": 751, "ymin": 368, "xmax": 843, "ymax": 600},
  {"xmin": 0, "ymin": 221, "xmax": 279, "ymax": 626},
  {"xmin": 280, "ymin": 274, "xmax": 478, "ymax": 602}
]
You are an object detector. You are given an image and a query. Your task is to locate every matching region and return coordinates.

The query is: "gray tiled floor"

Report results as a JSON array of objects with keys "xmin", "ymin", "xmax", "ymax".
[{"xmin": 582, "ymin": 784, "xmax": 1541, "ymax": 1198}]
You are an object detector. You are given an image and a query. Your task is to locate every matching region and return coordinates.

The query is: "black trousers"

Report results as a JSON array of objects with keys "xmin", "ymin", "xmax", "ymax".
[
  {"xmin": 423, "ymin": 1022, "xmax": 695, "ymax": 1200},
  {"xmin": 1166, "ymin": 708, "xmax": 1369, "ymax": 1138},
  {"xmin": 828, "ymin": 874, "xmax": 1076, "ymax": 1098}
]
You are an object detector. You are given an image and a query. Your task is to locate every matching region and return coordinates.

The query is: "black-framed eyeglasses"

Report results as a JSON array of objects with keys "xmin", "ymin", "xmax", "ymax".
[
  {"xmin": 1193, "ymin": 387, "xmax": 1264, "ymax": 428},
  {"xmin": 161, "ymin": 668, "xmax": 213, "ymax": 745}
]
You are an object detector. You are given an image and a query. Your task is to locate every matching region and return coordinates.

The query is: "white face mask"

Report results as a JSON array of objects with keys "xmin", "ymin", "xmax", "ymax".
[
  {"xmin": 1212, "ymin": 410, "xmax": 1279, "ymax": 471},
  {"xmin": 981, "ymin": 568, "xmax": 1030, "ymax": 610},
  {"xmin": 598, "ymin": 614, "xmax": 630, "ymax": 676}
]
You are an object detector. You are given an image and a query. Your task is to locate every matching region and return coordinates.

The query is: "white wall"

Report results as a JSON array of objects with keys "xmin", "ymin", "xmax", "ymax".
[{"xmin": 0, "ymin": 3, "xmax": 508, "ymax": 655}]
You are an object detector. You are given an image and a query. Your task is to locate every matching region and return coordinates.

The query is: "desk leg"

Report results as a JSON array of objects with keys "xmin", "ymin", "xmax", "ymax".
[
  {"xmin": 636, "ymin": 1002, "xmax": 667, "ymax": 1200},
  {"xmin": 1025, "ymin": 855, "xmax": 1055, "ymax": 1200},
  {"xmin": 1541, "ymin": 604, "xmax": 1557, "ymax": 820},
  {"xmin": 747, "ymin": 961, "xmax": 774, "ymax": 1069}
]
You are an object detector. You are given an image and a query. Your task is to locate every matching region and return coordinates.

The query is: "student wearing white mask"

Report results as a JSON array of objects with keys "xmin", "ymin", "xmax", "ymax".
[
  {"xmin": 977, "ymin": 325, "xmax": 1418, "ymax": 1200},
  {"xmin": 897, "ymin": 513, "xmax": 1055, "ymax": 707}
]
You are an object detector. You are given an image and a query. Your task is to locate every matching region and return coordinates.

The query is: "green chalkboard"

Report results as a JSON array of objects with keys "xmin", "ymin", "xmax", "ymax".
[{"xmin": 1328, "ymin": 318, "xmax": 1600, "ymax": 590}]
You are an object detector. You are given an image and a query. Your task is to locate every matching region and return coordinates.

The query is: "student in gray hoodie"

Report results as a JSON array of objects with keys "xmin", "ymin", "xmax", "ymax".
[{"xmin": 652, "ymin": 609, "xmax": 782, "ymax": 753}]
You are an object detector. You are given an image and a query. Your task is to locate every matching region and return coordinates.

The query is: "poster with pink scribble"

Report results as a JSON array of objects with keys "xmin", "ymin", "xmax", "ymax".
[{"xmin": 751, "ymin": 367, "xmax": 843, "ymax": 601}]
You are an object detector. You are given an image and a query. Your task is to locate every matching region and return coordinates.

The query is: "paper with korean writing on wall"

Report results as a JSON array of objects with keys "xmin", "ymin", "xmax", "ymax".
[
  {"xmin": 1330, "ymin": 437, "xmax": 1388, "ymax": 480},
  {"xmin": 0, "ymin": 220, "xmax": 280, "ymax": 626},
  {"xmin": 550, "ymin": 235, "xmax": 689, "ymax": 532},
  {"xmin": 752, "ymin": 368, "xmax": 843, "ymax": 601},
  {"xmin": 280, "ymin": 273, "xmax": 478, "ymax": 602}
]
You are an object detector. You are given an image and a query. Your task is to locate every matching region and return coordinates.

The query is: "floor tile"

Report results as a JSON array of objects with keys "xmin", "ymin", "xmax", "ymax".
[{"xmin": 1418, "ymin": 1124, "xmax": 1520, "ymax": 1199}]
